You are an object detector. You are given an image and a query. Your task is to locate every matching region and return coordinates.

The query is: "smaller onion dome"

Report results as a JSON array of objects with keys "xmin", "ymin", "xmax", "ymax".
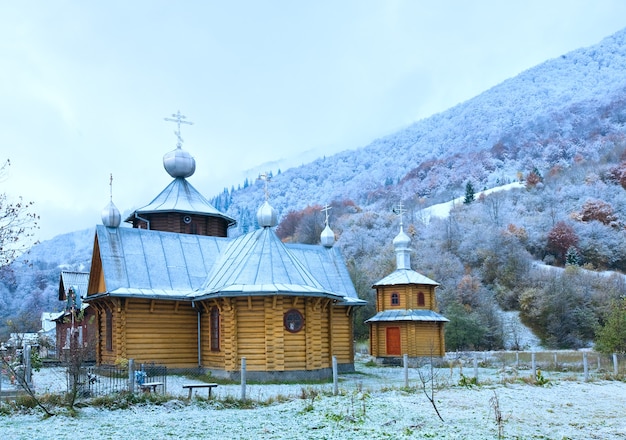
[
  {"xmin": 320, "ymin": 224, "xmax": 335, "ymax": 247},
  {"xmin": 256, "ymin": 200, "xmax": 278, "ymax": 228},
  {"xmin": 101, "ymin": 200, "xmax": 121, "ymax": 228},
  {"xmin": 393, "ymin": 227, "xmax": 411, "ymax": 249},
  {"xmin": 163, "ymin": 146, "xmax": 196, "ymax": 178}
]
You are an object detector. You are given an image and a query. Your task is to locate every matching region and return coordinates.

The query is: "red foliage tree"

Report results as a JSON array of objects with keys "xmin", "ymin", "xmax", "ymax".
[
  {"xmin": 547, "ymin": 221, "xmax": 578, "ymax": 264},
  {"xmin": 579, "ymin": 199, "xmax": 617, "ymax": 225}
]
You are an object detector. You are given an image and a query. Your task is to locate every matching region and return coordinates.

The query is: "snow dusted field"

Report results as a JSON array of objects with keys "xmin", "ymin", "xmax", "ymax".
[{"xmin": 3, "ymin": 356, "xmax": 626, "ymax": 440}]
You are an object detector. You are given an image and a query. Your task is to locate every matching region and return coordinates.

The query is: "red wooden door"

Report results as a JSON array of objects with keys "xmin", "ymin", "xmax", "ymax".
[{"xmin": 386, "ymin": 327, "xmax": 401, "ymax": 355}]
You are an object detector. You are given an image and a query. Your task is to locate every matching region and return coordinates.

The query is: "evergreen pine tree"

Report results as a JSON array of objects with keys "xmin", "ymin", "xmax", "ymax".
[{"xmin": 463, "ymin": 181, "xmax": 475, "ymax": 204}]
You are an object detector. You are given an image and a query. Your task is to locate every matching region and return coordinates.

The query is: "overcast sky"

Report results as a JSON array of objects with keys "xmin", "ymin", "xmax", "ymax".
[{"xmin": 2, "ymin": 1, "xmax": 626, "ymax": 243}]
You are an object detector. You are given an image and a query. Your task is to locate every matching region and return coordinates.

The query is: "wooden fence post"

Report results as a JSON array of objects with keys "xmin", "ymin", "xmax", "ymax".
[
  {"xmin": 531, "ymin": 352, "xmax": 536, "ymax": 378},
  {"xmin": 473, "ymin": 353, "xmax": 479, "ymax": 381},
  {"xmin": 332, "ymin": 356, "xmax": 338, "ymax": 396},
  {"xmin": 403, "ymin": 354, "xmax": 409, "ymax": 388},
  {"xmin": 241, "ymin": 357, "xmax": 246, "ymax": 400},
  {"xmin": 613, "ymin": 353, "xmax": 618, "ymax": 376},
  {"xmin": 583, "ymin": 352, "xmax": 589, "ymax": 382}
]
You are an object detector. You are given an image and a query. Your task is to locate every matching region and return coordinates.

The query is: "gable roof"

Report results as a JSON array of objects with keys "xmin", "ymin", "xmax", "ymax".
[
  {"xmin": 373, "ymin": 268, "xmax": 439, "ymax": 287},
  {"xmin": 125, "ymin": 177, "xmax": 236, "ymax": 226},
  {"xmin": 88, "ymin": 225, "xmax": 230, "ymax": 300},
  {"xmin": 59, "ymin": 270, "xmax": 90, "ymax": 301}
]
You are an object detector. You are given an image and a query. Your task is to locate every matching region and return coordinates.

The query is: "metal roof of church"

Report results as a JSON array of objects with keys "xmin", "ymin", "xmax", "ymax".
[
  {"xmin": 373, "ymin": 268, "xmax": 439, "ymax": 287},
  {"xmin": 90, "ymin": 224, "xmax": 363, "ymax": 305},
  {"xmin": 365, "ymin": 309, "xmax": 449, "ymax": 323},
  {"xmin": 194, "ymin": 226, "xmax": 351, "ymax": 301},
  {"xmin": 124, "ymin": 177, "xmax": 236, "ymax": 225}
]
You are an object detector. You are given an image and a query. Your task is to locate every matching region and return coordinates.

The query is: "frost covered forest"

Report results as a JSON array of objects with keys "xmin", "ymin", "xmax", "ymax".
[{"xmin": 3, "ymin": 28, "xmax": 626, "ymax": 352}]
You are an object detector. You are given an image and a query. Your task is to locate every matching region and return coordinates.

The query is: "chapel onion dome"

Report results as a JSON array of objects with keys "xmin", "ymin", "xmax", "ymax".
[
  {"xmin": 320, "ymin": 224, "xmax": 335, "ymax": 247},
  {"xmin": 393, "ymin": 227, "xmax": 411, "ymax": 249},
  {"xmin": 163, "ymin": 146, "xmax": 196, "ymax": 178},
  {"xmin": 101, "ymin": 200, "xmax": 121, "ymax": 228},
  {"xmin": 256, "ymin": 200, "xmax": 278, "ymax": 228}
]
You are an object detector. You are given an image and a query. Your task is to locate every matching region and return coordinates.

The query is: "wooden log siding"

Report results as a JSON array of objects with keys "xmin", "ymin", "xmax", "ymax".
[
  {"xmin": 305, "ymin": 298, "xmax": 322, "ymax": 370},
  {"xmin": 371, "ymin": 322, "xmax": 444, "ymax": 357},
  {"xmin": 235, "ymin": 297, "xmax": 268, "ymax": 370},
  {"xmin": 264, "ymin": 296, "xmax": 285, "ymax": 371},
  {"xmin": 330, "ymin": 305, "xmax": 354, "ymax": 364},
  {"xmin": 377, "ymin": 285, "xmax": 438, "ymax": 311},
  {"xmin": 123, "ymin": 299, "xmax": 199, "ymax": 367},
  {"xmin": 222, "ymin": 299, "xmax": 238, "ymax": 371},
  {"xmin": 133, "ymin": 212, "xmax": 229, "ymax": 237}
]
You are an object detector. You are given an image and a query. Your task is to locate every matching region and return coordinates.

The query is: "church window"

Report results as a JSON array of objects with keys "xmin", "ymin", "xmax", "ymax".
[
  {"xmin": 105, "ymin": 309, "xmax": 113, "ymax": 351},
  {"xmin": 418, "ymin": 292, "xmax": 425, "ymax": 306},
  {"xmin": 284, "ymin": 309, "xmax": 304, "ymax": 333},
  {"xmin": 391, "ymin": 292, "xmax": 399, "ymax": 306},
  {"xmin": 210, "ymin": 307, "xmax": 220, "ymax": 351}
]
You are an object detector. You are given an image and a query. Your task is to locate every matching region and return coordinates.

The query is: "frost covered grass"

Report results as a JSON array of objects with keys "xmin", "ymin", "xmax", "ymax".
[{"xmin": 2, "ymin": 356, "xmax": 626, "ymax": 439}]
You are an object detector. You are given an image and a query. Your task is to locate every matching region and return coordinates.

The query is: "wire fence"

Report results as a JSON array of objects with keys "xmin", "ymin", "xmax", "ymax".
[{"xmin": 443, "ymin": 350, "xmax": 626, "ymax": 380}]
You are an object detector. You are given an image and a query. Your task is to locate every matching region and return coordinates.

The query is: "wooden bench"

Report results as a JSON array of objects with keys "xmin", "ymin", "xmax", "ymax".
[
  {"xmin": 182, "ymin": 383, "xmax": 218, "ymax": 399},
  {"xmin": 139, "ymin": 382, "xmax": 164, "ymax": 393}
]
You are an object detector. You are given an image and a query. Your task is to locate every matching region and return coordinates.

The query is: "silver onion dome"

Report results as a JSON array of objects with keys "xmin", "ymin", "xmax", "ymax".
[
  {"xmin": 256, "ymin": 200, "xmax": 278, "ymax": 228},
  {"xmin": 163, "ymin": 146, "xmax": 196, "ymax": 178},
  {"xmin": 101, "ymin": 200, "xmax": 121, "ymax": 228},
  {"xmin": 393, "ymin": 227, "xmax": 411, "ymax": 248},
  {"xmin": 320, "ymin": 224, "xmax": 335, "ymax": 247}
]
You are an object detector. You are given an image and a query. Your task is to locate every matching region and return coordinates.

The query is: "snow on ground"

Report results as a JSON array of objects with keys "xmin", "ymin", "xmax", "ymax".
[
  {"xmin": 3, "ymin": 355, "xmax": 626, "ymax": 439},
  {"xmin": 421, "ymin": 181, "xmax": 524, "ymax": 221}
]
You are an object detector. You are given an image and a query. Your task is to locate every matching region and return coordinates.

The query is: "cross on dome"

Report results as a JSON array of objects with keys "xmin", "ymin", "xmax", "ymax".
[
  {"xmin": 392, "ymin": 202, "xmax": 406, "ymax": 228},
  {"xmin": 322, "ymin": 204, "xmax": 332, "ymax": 226},
  {"xmin": 257, "ymin": 172, "xmax": 271, "ymax": 201},
  {"xmin": 164, "ymin": 110, "xmax": 194, "ymax": 148}
]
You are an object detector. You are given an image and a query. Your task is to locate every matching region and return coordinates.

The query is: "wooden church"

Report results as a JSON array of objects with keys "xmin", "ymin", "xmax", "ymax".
[
  {"xmin": 366, "ymin": 210, "xmax": 448, "ymax": 358},
  {"xmin": 84, "ymin": 113, "xmax": 365, "ymax": 380}
]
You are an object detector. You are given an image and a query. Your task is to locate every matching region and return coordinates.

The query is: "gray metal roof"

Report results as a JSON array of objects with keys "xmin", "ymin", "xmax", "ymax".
[
  {"xmin": 365, "ymin": 309, "xmax": 449, "ymax": 323},
  {"xmin": 195, "ymin": 227, "xmax": 346, "ymax": 300},
  {"xmin": 373, "ymin": 268, "xmax": 439, "ymax": 287},
  {"xmin": 92, "ymin": 225, "xmax": 230, "ymax": 298},
  {"xmin": 90, "ymin": 224, "xmax": 363, "ymax": 305},
  {"xmin": 124, "ymin": 177, "xmax": 236, "ymax": 225},
  {"xmin": 59, "ymin": 270, "xmax": 90, "ymax": 301}
]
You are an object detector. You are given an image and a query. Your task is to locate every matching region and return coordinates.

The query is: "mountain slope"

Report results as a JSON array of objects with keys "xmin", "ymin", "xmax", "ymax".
[{"xmin": 221, "ymin": 27, "xmax": 626, "ymax": 221}]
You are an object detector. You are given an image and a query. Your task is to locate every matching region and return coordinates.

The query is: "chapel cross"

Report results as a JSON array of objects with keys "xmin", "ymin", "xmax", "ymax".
[
  {"xmin": 321, "ymin": 204, "xmax": 332, "ymax": 226},
  {"xmin": 164, "ymin": 110, "xmax": 194, "ymax": 148},
  {"xmin": 393, "ymin": 202, "xmax": 406, "ymax": 227},
  {"xmin": 258, "ymin": 172, "xmax": 271, "ymax": 200}
]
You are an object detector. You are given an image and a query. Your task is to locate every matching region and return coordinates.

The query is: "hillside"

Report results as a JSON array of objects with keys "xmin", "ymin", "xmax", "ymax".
[
  {"xmin": 218, "ymin": 27, "xmax": 626, "ymax": 222},
  {"xmin": 3, "ymin": 28, "xmax": 626, "ymax": 350}
]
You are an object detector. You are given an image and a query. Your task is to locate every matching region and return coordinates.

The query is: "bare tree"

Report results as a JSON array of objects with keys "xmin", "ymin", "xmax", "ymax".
[
  {"xmin": 416, "ymin": 344, "xmax": 445, "ymax": 422},
  {"xmin": 0, "ymin": 159, "xmax": 40, "ymax": 267}
]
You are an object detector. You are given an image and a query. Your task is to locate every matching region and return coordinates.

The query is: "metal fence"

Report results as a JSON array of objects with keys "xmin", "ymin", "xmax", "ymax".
[{"xmin": 77, "ymin": 361, "xmax": 168, "ymax": 397}]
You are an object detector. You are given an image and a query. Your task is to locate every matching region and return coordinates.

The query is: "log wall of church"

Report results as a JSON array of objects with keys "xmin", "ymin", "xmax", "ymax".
[{"xmin": 123, "ymin": 299, "xmax": 199, "ymax": 368}]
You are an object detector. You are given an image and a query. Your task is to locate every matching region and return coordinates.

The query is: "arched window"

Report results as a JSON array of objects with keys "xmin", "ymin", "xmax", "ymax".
[
  {"xmin": 418, "ymin": 292, "xmax": 425, "ymax": 306},
  {"xmin": 391, "ymin": 292, "xmax": 399, "ymax": 306},
  {"xmin": 210, "ymin": 307, "xmax": 220, "ymax": 351}
]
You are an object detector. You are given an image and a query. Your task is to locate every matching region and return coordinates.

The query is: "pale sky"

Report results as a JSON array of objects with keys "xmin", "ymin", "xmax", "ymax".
[{"xmin": 2, "ymin": 0, "xmax": 626, "ymax": 243}]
